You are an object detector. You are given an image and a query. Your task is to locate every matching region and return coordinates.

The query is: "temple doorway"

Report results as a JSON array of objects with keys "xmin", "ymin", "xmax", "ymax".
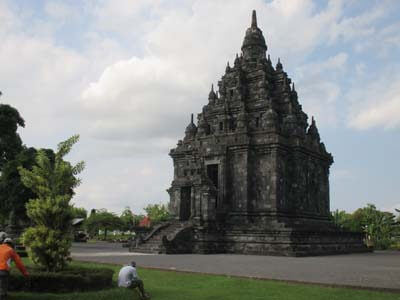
[
  {"xmin": 207, "ymin": 164, "xmax": 219, "ymax": 207},
  {"xmin": 180, "ymin": 186, "xmax": 191, "ymax": 221},
  {"xmin": 207, "ymin": 164, "xmax": 219, "ymax": 188}
]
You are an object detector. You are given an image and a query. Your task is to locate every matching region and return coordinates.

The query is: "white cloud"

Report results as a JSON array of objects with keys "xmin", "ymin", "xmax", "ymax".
[
  {"xmin": 328, "ymin": 4, "xmax": 384, "ymax": 43},
  {"xmin": 0, "ymin": 0, "xmax": 19, "ymax": 34},
  {"xmin": 72, "ymin": 155, "xmax": 172, "ymax": 214},
  {"xmin": 44, "ymin": 1, "xmax": 77, "ymax": 22},
  {"xmin": 140, "ymin": 167, "xmax": 154, "ymax": 176},
  {"xmin": 348, "ymin": 74, "xmax": 400, "ymax": 130},
  {"xmin": 293, "ymin": 52, "xmax": 348, "ymax": 126},
  {"xmin": 0, "ymin": 34, "xmax": 88, "ymax": 142},
  {"xmin": 80, "ymin": 56, "xmax": 204, "ymax": 148},
  {"xmin": 89, "ymin": 0, "xmax": 165, "ymax": 44}
]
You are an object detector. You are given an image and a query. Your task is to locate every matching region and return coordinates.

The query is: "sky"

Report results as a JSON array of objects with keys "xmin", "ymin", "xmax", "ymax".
[{"xmin": 0, "ymin": 0, "xmax": 399, "ymax": 216}]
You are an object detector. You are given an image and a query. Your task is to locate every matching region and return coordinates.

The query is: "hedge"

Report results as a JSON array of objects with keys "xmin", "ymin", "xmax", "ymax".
[{"xmin": 9, "ymin": 266, "xmax": 114, "ymax": 293}]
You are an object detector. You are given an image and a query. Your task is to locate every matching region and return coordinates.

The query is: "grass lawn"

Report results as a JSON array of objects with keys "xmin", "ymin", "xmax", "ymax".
[{"xmin": 9, "ymin": 260, "xmax": 400, "ymax": 300}]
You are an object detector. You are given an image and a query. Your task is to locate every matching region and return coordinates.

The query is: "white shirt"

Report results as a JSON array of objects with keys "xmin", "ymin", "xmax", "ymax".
[{"xmin": 118, "ymin": 265, "xmax": 139, "ymax": 287}]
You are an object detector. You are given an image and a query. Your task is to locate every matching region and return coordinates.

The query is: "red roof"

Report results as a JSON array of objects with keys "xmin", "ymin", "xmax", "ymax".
[{"xmin": 139, "ymin": 216, "xmax": 151, "ymax": 227}]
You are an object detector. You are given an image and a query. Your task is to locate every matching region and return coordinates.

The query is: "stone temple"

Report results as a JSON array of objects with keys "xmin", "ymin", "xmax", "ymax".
[{"xmin": 130, "ymin": 11, "xmax": 369, "ymax": 256}]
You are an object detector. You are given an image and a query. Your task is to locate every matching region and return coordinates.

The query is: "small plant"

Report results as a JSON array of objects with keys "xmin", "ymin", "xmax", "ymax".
[{"xmin": 19, "ymin": 135, "xmax": 84, "ymax": 271}]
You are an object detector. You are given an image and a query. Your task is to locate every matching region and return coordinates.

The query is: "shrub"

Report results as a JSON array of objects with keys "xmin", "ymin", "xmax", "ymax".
[
  {"xmin": 9, "ymin": 266, "xmax": 113, "ymax": 293},
  {"xmin": 390, "ymin": 240, "xmax": 400, "ymax": 251},
  {"xmin": 19, "ymin": 135, "xmax": 84, "ymax": 271}
]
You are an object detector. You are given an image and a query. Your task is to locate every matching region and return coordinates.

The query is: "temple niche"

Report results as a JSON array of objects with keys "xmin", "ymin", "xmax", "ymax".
[{"xmin": 130, "ymin": 10, "xmax": 369, "ymax": 256}]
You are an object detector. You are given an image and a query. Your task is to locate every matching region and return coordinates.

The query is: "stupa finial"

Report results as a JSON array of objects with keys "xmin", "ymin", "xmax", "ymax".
[
  {"xmin": 276, "ymin": 57, "xmax": 283, "ymax": 70},
  {"xmin": 251, "ymin": 10, "xmax": 257, "ymax": 28}
]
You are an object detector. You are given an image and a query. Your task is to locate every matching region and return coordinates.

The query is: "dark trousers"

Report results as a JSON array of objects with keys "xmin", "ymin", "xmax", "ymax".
[
  {"xmin": 0, "ymin": 270, "xmax": 9, "ymax": 300},
  {"xmin": 129, "ymin": 278, "xmax": 146, "ymax": 296}
]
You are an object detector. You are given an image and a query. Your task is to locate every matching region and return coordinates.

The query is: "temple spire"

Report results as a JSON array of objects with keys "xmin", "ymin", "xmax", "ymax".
[
  {"xmin": 241, "ymin": 10, "xmax": 267, "ymax": 60},
  {"xmin": 307, "ymin": 116, "xmax": 320, "ymax": 141},
  {"xmin": 209, "ymin": 84, "xmax": 217, "ymax": 101},
  {"xmin": 234, "ymin": 53, "xmax": 240, "ymax": 66},
  {"xmin": 276, "ymin": 57, "xmax": 283, "ymax": 70},
  {"xmin": 251, "ymin": 10, "xmax": 257, "ymax": 28},
  {"xmin": 185, "ymin": 113, "xmax": 197, "ymax": 139},
  {"xmin": 226, "ymin": 61, "xmax": 231, "ymax": 72}
]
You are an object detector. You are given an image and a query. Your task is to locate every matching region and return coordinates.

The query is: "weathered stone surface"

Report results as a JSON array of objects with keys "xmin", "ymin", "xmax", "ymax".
[{"xmin": 131, "ymin": 10, "xmax": 369, "ymax": 256}]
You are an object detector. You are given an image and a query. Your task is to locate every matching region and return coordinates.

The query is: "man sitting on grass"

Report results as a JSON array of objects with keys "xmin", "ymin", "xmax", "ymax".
[{"xmin": 118, "ymin": 261, "xmax": 150, "ymax": 299}]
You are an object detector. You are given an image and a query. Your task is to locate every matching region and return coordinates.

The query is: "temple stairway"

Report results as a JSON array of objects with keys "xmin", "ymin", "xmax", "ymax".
[{"xmin": 130, "ymin": 221, "xmax": 192, "ymax": 254}]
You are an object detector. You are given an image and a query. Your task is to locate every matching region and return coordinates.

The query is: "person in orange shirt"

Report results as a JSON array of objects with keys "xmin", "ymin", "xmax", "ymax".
[{"xmin": 0, "ymin": 238, "xmax": 29, "ymax": 299}]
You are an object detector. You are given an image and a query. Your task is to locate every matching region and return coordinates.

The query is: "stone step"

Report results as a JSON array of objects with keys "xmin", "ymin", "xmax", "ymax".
[{"xmin": 132, "ymin": 223, "xmax": 190, "ymax": 254}]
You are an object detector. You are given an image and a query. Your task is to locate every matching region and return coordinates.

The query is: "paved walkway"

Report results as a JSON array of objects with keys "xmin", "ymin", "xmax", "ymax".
[{"xmin": 72, "ymin": 242, "xmax": 400, "ymax": 291}]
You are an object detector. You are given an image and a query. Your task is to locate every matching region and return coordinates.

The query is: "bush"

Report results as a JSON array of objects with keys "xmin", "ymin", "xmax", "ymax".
[
  {"xmin": 19, "ymin": 135, "xmax": 84, "ymax": 271},
  {"xmin": 390, "ymin": 240, "xmax": 400, "ymax": 250},
  {"xmin": 9, "ymin": 266, "xmax": 113, "ymax": 293}
]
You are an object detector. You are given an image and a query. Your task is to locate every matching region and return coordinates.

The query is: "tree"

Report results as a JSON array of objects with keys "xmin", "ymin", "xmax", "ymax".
[
  {"xmin": 85, "ymin": 209, "xmax": 123, "ymax": 240},
  {"xmin": 331, "ymin": 205, "xmax": 400, "ymax": 249},
  {"xmin": 0, "ymin": 103, "xmax": 25, "ymax": 170},
  {"xmin": 0, "ymin": 147, "xmax": 56, "ymax": 226},
  {"xmin": 330, "ymin": 209, "xmax": 362, "ymax": 232},
  {"xmin": 359, "ymin": 204, "xmax": 398, "ymax": 249},
  {"xmin": 19, "ymin": 135, "xmax": 84, "ymax": 271},
  {"xmin": 120, "ymin": 207, "xmax": 136, "ymax": 231},
  {"xmin": 144, "ymin": 203, "xmax": 170, "ymax": 225},
  {"xmin": 0, "ymin": 147, "xmax": 37, "ymax": 225},
  {"xmin": 0, "ymin": 102, "xmax": 29, "ymax": 224},
  {"xmin": 71, "ymin": 206, "xmax": 88, "ymax": 219},
  {"xmin": 330, "ymin": 209, "xmax": 348, "ymax": 229}
]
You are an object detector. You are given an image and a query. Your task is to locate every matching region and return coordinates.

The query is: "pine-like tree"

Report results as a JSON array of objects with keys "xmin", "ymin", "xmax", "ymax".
[{"xmin": 19, "ymin": 135, "xmax": 84, "ymax": 271}]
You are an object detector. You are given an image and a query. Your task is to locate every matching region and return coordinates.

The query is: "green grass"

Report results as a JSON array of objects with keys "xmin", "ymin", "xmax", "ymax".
[{"xmin": 8, "ymin": 260, "xmax": 400, "ymax": 300}]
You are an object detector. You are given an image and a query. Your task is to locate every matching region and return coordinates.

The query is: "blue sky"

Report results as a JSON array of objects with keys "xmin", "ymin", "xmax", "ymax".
[{"xmin": 0, "ymin": 0, "xmax": 399, "ymax": 215}]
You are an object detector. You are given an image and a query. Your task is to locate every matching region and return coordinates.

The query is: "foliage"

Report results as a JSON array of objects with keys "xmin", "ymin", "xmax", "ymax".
[
  {"xmin": 71, "ymin": 206, "xmax": 88, "ymax": 219},
  {"xmin": 331, "ymin": 204, "xmax": 399, "ymax": 249},
  {"xmin": 0, "ymin": 103, "xmax": 29, "ymax": 224},
  {"xmin": 330, "ymin": 209, "xmax": 362, "ymax": 232},
  {"xmin": 119, "ymin": 207, "xmax": 136, "ymax": 231},
  {"xmin": 0, "ymin": 147, "xmax": 38, "ymax": 225},
  {"xmin": 19, "ymin": 135, "xmax": 84, "ymax": 271},
  {"xmin": 133, "ymin": 214, "xmax": 145, "ymax": 227},
  {"xmin": 144, "ymin": 203, "xmax": 170, "ymax": 225},
  {"xmin": 359, "ymin": 204, "xmax": 398, "ymax": 249},
  {"xmin": 9, "ymin": 265, "xmax": 113, "ymax": 293},
  {"xmin": 85, "ymin": 209, "xmax": 123, "ymax": 240},
  {"xmin": 119, "ymin": 207, "xmax": 144, "ymax": 231},
  {"xmin": 330, "ymin": 209, "xmax": 348, "ymax": 229},
  {"xmin": 0, "ymin": 103, "xmax": 25, "ymax": 170}
]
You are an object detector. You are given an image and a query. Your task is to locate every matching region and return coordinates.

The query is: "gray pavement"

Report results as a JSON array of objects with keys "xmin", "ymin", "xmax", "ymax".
[{"xmin": 71, "ymin": 242, "xmax": 400, "ymax": 291}]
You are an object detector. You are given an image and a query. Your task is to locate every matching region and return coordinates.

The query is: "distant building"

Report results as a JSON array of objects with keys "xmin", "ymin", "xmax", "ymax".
[
  {"xmin": 131, "ymin": 11, "xmax": 369, "ymax": 255},
  {"xmin": 138, "ymin": 216, "xmax": 151, "ymax": 228}
]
